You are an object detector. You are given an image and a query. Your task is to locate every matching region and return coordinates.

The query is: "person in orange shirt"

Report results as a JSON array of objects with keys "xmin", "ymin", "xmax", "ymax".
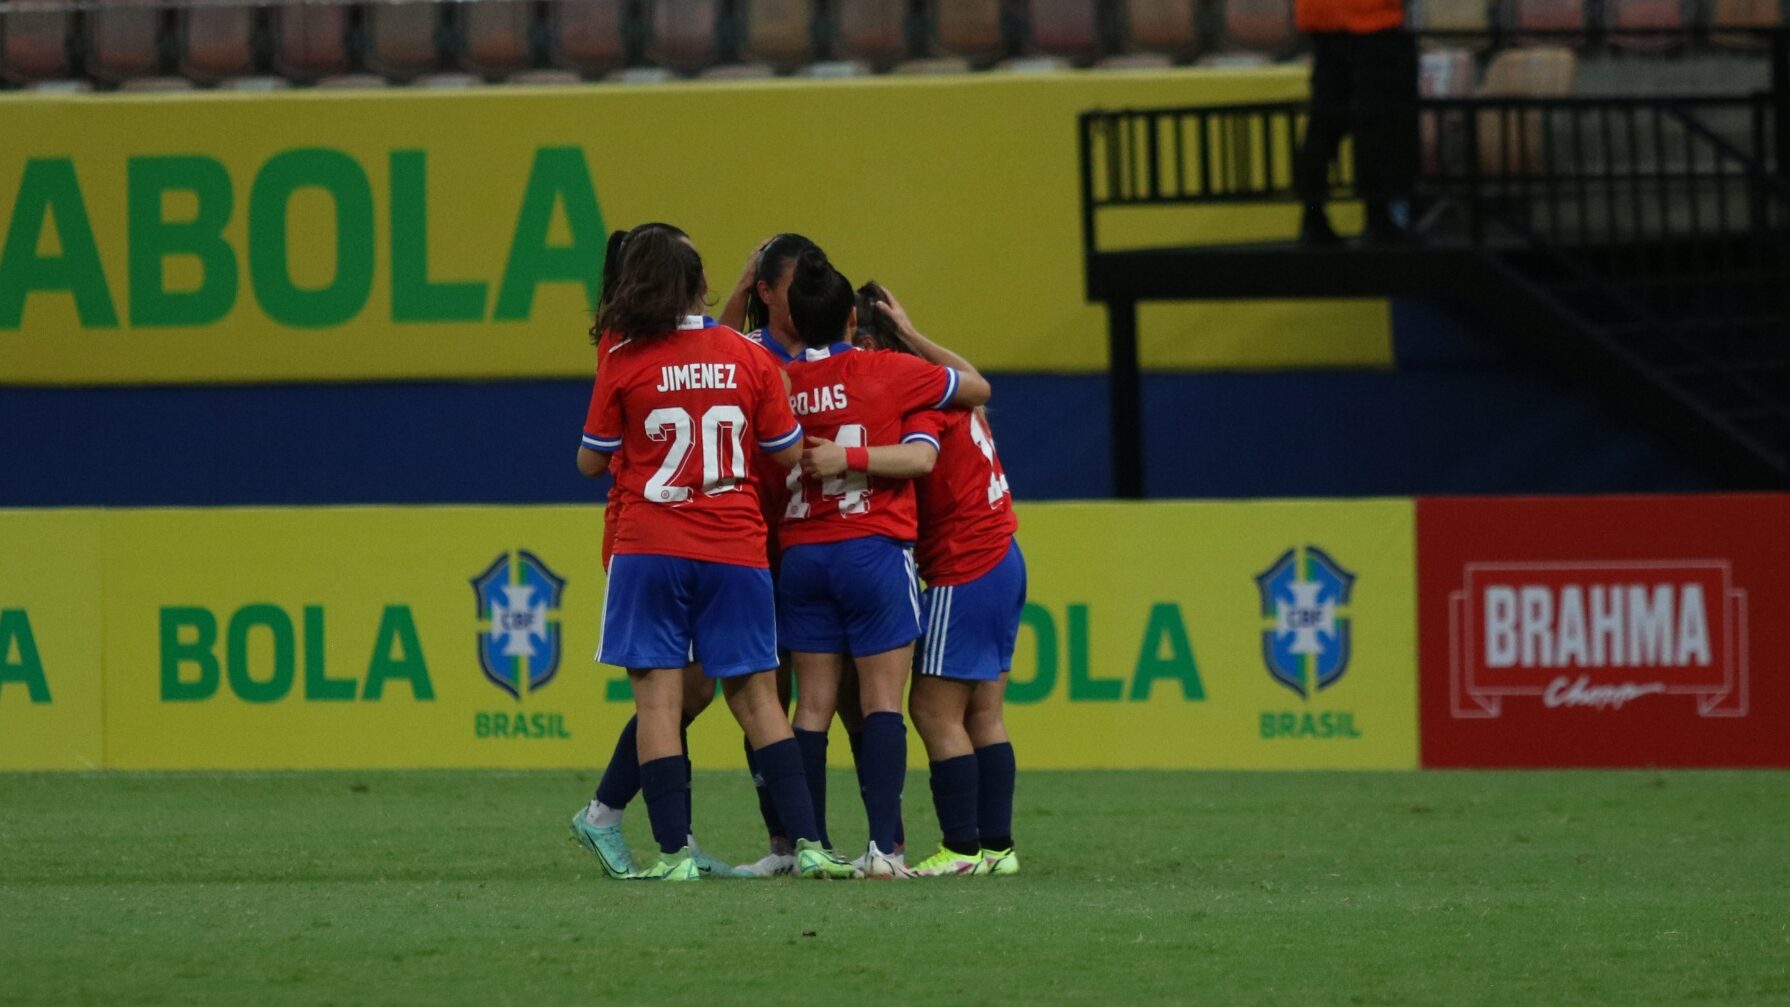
[{"xmin": 1293, "ymin": 0, "xmax": 1419, "ymax": 245}]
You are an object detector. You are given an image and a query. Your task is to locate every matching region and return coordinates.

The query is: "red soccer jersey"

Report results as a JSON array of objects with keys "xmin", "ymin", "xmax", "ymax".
[
  {"xmin": 582, "ymin": 317, "xmax": 803, "ymax": 567},
  {"xmin": 779, "ymin": 344, "xmax": 959, "ymax": 548},
  {"xmin": 907, "ymin": 408, "xmax": 1018, "ymax": 585}
]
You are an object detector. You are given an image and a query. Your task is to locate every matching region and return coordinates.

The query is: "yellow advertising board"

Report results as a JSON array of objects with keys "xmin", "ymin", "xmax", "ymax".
[
  {"xmin": 0, "ymin": 509, "xmax": 105, "ymax": 769},
  {"xmin": 0, "ymin": 70, "xmax": 1388, "ymax": 386},
  {"xmin": 2, "ymin": 500, "xmax": 1416, "ymax": 771}
]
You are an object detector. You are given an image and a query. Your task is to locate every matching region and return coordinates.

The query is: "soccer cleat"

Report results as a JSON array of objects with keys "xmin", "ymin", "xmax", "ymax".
[
  {"xmin": 910, "ymin": 846, "xmax": 982, "ymax": 878},
  {"xmin": 569, "ymin": 809, "xmax": 635, "ymax": 880},
  {"xmin": 859, "ymin": 842, "xmax": 916, "ymax": 879},
  {"xmin": 632, "ymin": 847, "xmax": 701, "ymax": 881},
  {"xmin": 850, "ymin": 843, "xmax": 905, "ymax": 874},
  {"xmin": 977, "ymin": 847, "xmax": 1019, "ymax": 876},
  {"xmin": 688, "ymin": 840, "xmax": 752, "ymax": 879},
  {"xmin": 795, "ymin": 840, "xmax": 859, "ymax": 880},
  {"xmin": 738, "ymin": 851, "xmax": 798, "ymax": 878}
]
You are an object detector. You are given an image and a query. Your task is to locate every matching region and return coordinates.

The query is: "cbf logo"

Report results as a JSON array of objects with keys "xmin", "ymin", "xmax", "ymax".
[
  {"xmin": 1255, "ymin": 546, "xmax": 1356, "ymax": 700},
  {"xmin": 472, "ymin": 551, "xmax": 565, "ymax": 699}
]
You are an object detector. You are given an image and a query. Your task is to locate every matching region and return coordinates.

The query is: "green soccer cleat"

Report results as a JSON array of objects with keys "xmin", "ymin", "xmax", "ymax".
[
  {"xmin": 688, "ymin": 840, "xmax": 752, "ymax": 879},
  {"xmin": 570, "ymin": 809, "xmax": 635, "ymax": 880},
  {"xmin": 795, "ymin": 839, "xmax": 860, "ymax": 880},
  {"xmin": 910, "ymin": 846, "xmax": 983, "ymax": 878},
  {"xmin": 632, "ymin": 847, "xmax": 701, "ymax": 881},
  {"xmin": 977, "ymin": 847, "xmax": 1019, "ymax": 877}
]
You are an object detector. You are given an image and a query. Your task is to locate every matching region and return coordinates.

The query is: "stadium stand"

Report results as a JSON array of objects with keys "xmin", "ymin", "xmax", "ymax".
[
  {"xmin": 1220, "ymin": 0, "xmax": 1296, "ymax": 58},
  {"xmin": 0, "ymin": 0, "xmax": 1782, "ymax": 88},
  {"xmin": 546, "ymin": 0, "xmax": 628, "ymax": 76},
  {"xmin": 741, "ymin": 0, "xmax": 819, "ymax": 72},
  {"xmin": 1, "ymin": 7, "xmax": 73, "ymax": 84},
  {"xmin": 179, "ymin": 3, "xmax": 258, "ymax": 83},
  {"xmin": 86, "ymin": 0, "xmax": 164, "ymax": 83},
  {"xmin": 1025, "ymin": 0, "xmax": 1103, "ymax": 63},
  {"xmin": 1417, "ymin": 46, "xmax": 1473, "ymax": 173},
  {"xmin": 833, "ymin": 0, "xmax": 907, "ymax": 69},
  {"xmin": 1474, "ymin": 44, "xmax": 1576, "ymax": 173},
  {"xmin": 366, "ymin": 1, "xmax": 444, "ymax": 80},
  {"xmin": 270, "ymin": 3, "xmax": 352, "ymax": 81},
  {"xmin": 461, "ymin": 0, "xmax": 534, "ymax": 77},
  {"xmin": 1105, "ymin": 0, "xmax": 1201, "ymax": 66},
  {"xmin": 1607, "ymin": 0, "xmax": 1686, "ymax": 51},
  {"xmin": 646, "ymin": 0, "xmax": 723, "ymax": 75},
  {"xmin": 1710, "ymin": 0, "xmax": 1782, "ymax": 48}
]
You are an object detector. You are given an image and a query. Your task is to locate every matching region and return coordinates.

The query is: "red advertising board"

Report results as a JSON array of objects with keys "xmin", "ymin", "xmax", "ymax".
[{"xmin": 1418, "ymin": 494, "xmax": 1790, "ymax": 767}]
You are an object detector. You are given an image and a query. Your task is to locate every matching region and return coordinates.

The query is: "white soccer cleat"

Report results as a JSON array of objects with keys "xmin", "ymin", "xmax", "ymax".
[
  {"xmin": 737, "ymin": 850, "xmax": 798, "ymax": 878},
  {"xmin": 858, "ymin": 842, "xmax": 916, "ymax": 879}
]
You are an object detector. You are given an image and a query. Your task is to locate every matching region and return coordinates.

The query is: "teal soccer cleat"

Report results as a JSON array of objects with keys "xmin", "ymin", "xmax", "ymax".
[{"xmin": 569, "ymin": 809, "xmax": 635, "ymax": 880}]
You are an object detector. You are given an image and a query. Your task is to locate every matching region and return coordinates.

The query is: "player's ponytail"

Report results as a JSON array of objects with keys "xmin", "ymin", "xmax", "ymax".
[
  {"xmin": 590, "ymin": 222, "xmax": 695, "ymax": 345},
  {"xmin": 787, "ymin": 245, "xmax": 854, "ymax": 350},
  {"xmin": 853, "ymin": 280, "xmax": 916, "ymax": 355},
  {"xmin": 594, "ymin": 223, "xmax": 705, "ymax": 345},
  {"xmin": 744, "ymin": 232, "xmax": 818, "ymax": 335}
]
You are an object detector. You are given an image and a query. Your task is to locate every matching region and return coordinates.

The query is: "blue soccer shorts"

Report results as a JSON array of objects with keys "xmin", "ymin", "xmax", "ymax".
[
  {"xmin": 777, "ymin": 536, "xmax": 922, "ymax": 657},
  {"xmin": 915, "ymin": 540, "xmax": 1027, "ymax": 682},
  {"xmin": 598, "ymin": 554, "xmax": 778, "ymax": 678}
]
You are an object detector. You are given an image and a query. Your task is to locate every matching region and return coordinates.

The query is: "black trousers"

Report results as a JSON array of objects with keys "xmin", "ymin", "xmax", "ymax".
[{"xmin": 1294, "ymin": 29, "xmax": 1419, "ymax": 207}]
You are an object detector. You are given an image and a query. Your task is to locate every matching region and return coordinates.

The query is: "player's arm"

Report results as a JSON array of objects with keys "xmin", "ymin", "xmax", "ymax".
[
  {"xmin": 578, "ymin": 358, "xmax": 624, "ymax": 477},
  {"xmin": 801, "ymin": 436, "xmax": 937, "ymax": 479},
  {"xmin": 876, "ymin": 286, "xmax": 992, "ymax": 406},
  {"xmin": 752, "ymin": 353, "xmax": 805, "ymax": 470},
  {"xmin": 718, "ymin": 238, "xmax": 770, "ymax": 332},
  {"xmin": 577, "ymin": 446, "xmax": 612, "ymax": 477}
]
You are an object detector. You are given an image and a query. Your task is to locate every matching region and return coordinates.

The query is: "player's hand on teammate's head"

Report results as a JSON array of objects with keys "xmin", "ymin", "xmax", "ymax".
[
  {"xmin": 801, "ymin": 436, "xmax": 848, "ymax": 478},
  {"xmin": 875, "ymin": 288, "xmax": 915, "ymax": 336},
  {"xmin": 734, "ymin": 238, "xmax": 772, "ymax": 293}
]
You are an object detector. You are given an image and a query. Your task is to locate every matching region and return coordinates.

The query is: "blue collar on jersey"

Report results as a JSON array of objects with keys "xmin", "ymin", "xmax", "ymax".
[
  {"xmin": 802, "ymin": 341, "xmax": 857, "ymax": 361},
  {"xmin": 750, "ymin": 327, "xmax": 801, "ymax": 365}
]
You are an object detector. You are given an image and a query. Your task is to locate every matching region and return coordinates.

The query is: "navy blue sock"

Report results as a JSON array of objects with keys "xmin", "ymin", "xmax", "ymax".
[
  {"xmin": 592, "ymin": 716, "xmax": 640, "ymax": 808},
  {"xmin": 744, "ymin": 735, "xmax": 786, "ymax": 842},
  {"xmin": 850, "ymin": 728, "xmax": 905, "ymax": 848},
  {"xmin": 976, "ymin": 742, "xmax": 1016, "ymax": 849},
  {"xmin": 929, "ymin": 754, "xmax": 981, "ymax": 855},
  {"xmin": 861, "ymin": 711, "xmax": 907, "ymax": 853},
  {"xmin": 681, "ymin": 727, "xmax": 692, "ymax": 831},
  {"xmin": 639, "ymin": 755, "xmax": 690, "ymax": 855},
  {"xmin": 793, "ymin": 728, "xmax": 831, "ymax": 849},
  {"xmin": 752, "ymin": 738, "xmax": 819, "ymax": 844}
]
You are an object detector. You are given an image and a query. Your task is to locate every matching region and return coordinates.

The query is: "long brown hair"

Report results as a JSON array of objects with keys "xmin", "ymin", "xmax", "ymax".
[
  {"xmin": 854, "ymin": 280, "xmax": 914, "ymax": 355},
  {"xmin": 592, "ymin": 223, "xmax": 705, "ymax": 344}
]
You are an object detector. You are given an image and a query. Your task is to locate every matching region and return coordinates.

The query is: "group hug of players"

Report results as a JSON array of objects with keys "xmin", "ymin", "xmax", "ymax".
[{"xmin": 568, "ymin": 225, "xmax": 1024, "ymax": 880}]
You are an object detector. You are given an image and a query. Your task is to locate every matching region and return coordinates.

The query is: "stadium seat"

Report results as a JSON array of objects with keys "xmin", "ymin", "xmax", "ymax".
[
  {"xmin": 1110, "ymin": 0, "xmax": 1198, "ymax": 63},
  {"xmin": 461, "ymin": 0, "xmax": 533, "ymax": 76},
  {"xmin": 1411, "ymin": 0, "xmax": 1491, "ymax": 47},
  {"xmin": 179, "ymin": 4, "xmax": 257, "ymax": 83},
  {"xmin": 366, "ymin": 2, "xmax": 443, "ymax": 80},
  {"xmin": 740, "ymin": 0, "xmax": 817, "ymax": 71},
  {"xmin": 1475, "ymin": 46, "xmax": 1577, "ymax": 175},
  {"xmin": 645, "ymin": 0, "xmax": 722, "ymax": 75},
  {"xmin": 1418, "ymin": 47, "xmax": 1474, "ymax": 175},
  {"xmin": 1, "ymin": 10, "xmax": 73, "ymax": 83},
  {"xmin": 926, "ymin": 0, "xmax": 1006, "ymax": 65},
  {"xmin": 271, "ymin": 4, "xmax": 352, "ymax": 80},
  {"xmin": 86, "ymin": 0, "xmax": 165, "ymax": 83},
  {"xmin": 1221, "ymin": 0, "xmax": 1295, "ymax": 56},
  {"xmin": 1025, "ymin": 0, "xmax": 1101, "ymax": 62},
  {"xmin": 833, "ymin": 0, "xmax": 907, "ymax": 68},
  {"xmin": 1709, "ymin": 0, "xmax": 1781, "ymax": 49},
  {"xmin": 1607, "ymin": 0, "xmax": 1685, "ymax": 51},
  {"xmin": 547, "ymin": 0, "xmax": 627, "ymax": 75},
  {"xmin": 1509, "ymin": 0, "xmax": 1585, "ymax": 44}
]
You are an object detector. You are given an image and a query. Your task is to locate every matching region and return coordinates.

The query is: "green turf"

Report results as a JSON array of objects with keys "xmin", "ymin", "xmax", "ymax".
[{"xmin": 2, "ymin": 769, "xmax": 1787, "ymax": 1005}]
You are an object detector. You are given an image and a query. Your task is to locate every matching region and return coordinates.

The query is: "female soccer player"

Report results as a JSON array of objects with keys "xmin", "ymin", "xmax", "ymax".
[
  {"xmin": 777, "ymin": 247, "xmax": 991, "ymax": 877},
  {"xmin": 574, "ymin": 223, "xmax": 855, "ymax": 881},
  {"xmin": 570, "ymin": 225, "xmax": 742, "ymax": 880},
  {"xmin": 844, "ymin": 282, "xmax": 1024, "ymax": 878}
]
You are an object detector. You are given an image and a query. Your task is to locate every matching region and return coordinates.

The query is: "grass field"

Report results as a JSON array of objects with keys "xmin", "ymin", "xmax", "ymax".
[{"xmin": 2, "ymin": 769, "xmax": 1787, "ymax": 1006}]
